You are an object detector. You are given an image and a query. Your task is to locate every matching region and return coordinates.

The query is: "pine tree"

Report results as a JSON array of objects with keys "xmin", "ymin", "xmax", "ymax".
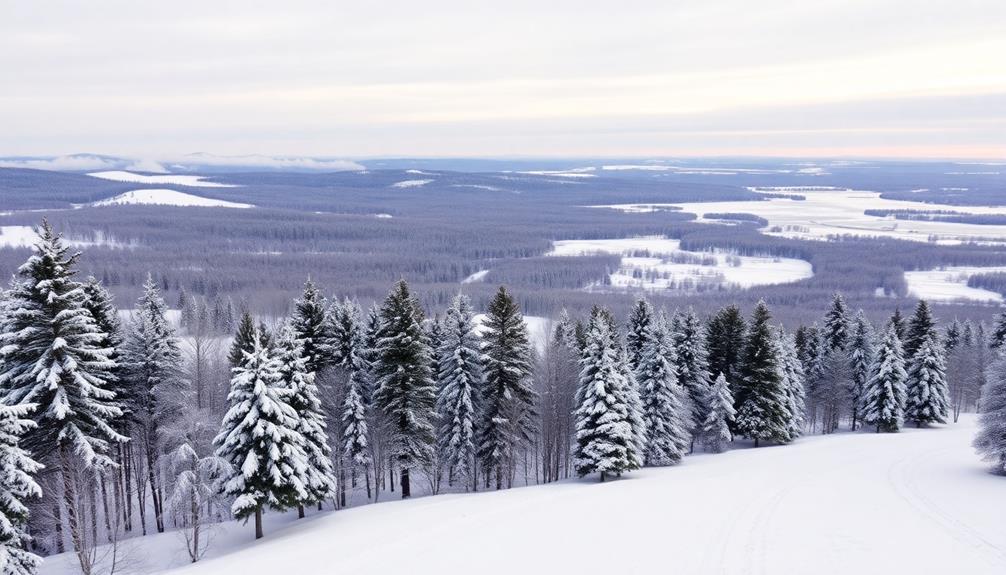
[
  {"xmin": 889, "ymin": 307, "xmax": 907, "ymax": 342},
  {"xmin": 904, "ymin": 336, "xmax": 950, "ymax": 427},
  {"xmin": 699, "ymin": 373, "xmax": 735, "ymax": 453},
  {"xmin": 574, "ymin": 313, "xmax": 643, "ymax": 480},
  {"xmin": 904, "ymin": 300, "xmax": 937, "ymax": 360},
  {"xmin": 706, "ymin": 304, "xmax": 746, "ymax": 383},
  {"xmin": 373, "ymin": 280, "xmax": 436, "ymax": 499},
  {"xmin": 776, "ymin": 330, "xmax": 806, "ymax": 441},
  {"xmin": 478, "ymin": 287, "xmax": 538, "ymax": 490},
  {"xmin": 0, "ymin": 403, "xmax": 43, "ymax": 575},
  {"xmin": 290, "ymin": 279, "xmax": 330, "ymax": 375},
  {"xmin": 636, "ymin": 312, "xmax": 690, "ymax": 464},
  {"xmin": 214, "ymin": 332, "xmax": 308, "ymax": 539},
  {"xmin": 734, "ymin": 301, "xmax": 790, "ymax": 446},
  {"xmin": 847, "ymin": 310, "xmax": 875, "ymax": 431},
  {"xmin": 625, "ymin": 298, "xmax": 653, "ymax": 372},
  {"xmin": 341, "ymin": 365, "xmax": 372, "ymax": 496},
  {"xmin": 435, "ymin": 294, "xmax": 483, "ymax": 488},
  {"xmin": 0, "ymin": 221, "xmax": 125, "ymax": 464},
  {"xmin": 671, "ymin": 309, "xmax": 711, "ymax": 441},
  {"xmin": 229, "ymin": 310, "xmax": 256, "ymax": 368},
  {"xmin": 944, "ymin": 318, "xmax": 962, "ymax": 354},
  {"xmin": 991, "ymin": 311, "xmax": 1006, "ymax": 350},
  {"xmin": 974, "ymin": 354, "xmax": 1006, "ymax": 474},
  {"xmin": 862, "ymin": 325, "xmax": 907, "ymax": 433},
  {"xmin": 275, "ymin": 326, "xmax": 336, "ymax": 511},
  {"xmin": 823, "ymin": 292, "xmax": 850, "ymax": 351}
]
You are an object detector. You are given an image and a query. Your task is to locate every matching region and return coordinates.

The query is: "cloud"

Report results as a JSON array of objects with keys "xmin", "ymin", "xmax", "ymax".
[
  {"xmin": 0, "ymin": 154, "xmax": 119, "ymax": 171},
  {"xmin": 172, "ymin": 153, "xmax": 365, "ymax": 171}
]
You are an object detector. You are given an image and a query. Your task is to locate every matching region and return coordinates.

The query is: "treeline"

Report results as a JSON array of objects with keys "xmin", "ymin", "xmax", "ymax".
[
  {"xmin": 865, "ymin": 208, "xmax": 1006, "ymax": 226},
  {"xmin": 3, "ymin": 223, "xmax": 1006, "ymax": 575}
]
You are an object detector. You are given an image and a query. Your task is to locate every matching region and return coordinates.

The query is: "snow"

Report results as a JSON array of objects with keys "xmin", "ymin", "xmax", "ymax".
[
  {"xmin": 93, "ymin": 189, "xmax": 254, "ymax": 209},
  {"xmin": 517, "ymin": 168, "xmax": 596, "ymax": 178},
  {"xmin": 118, "ymin": 308, "xmax": 183, "ymax": 327},
  {"xmin": 903, "ymin": 266, "xmax": 1006, "ymax": 304},
  {"xmin": 547, "ymin": 236, "xmax": 813, "ymax": 292},
  {"xmin": 592, "ymin": 188, "xmax": 1006, "ymax": 245},
  {"xmin": 87, "ymin": 171, "xmax": 237, "ymax": 188},
  {"xmin": 461, "ymin": 269, "xmax": 489, "ymax": 283},
  {"xmin": 0, "ymin": 226, "xmax": 135, "ymax": 249},
  {"xmin": 473, "ymin": 314, "xmax": 551, "ymax": 352},
  {"xmin": 39, "ymin": 415, "xmax": 1005, "ymax": 575},
  {"xmin": 390, "ymin": 179, "xmax": 433, "ymax": 188}
]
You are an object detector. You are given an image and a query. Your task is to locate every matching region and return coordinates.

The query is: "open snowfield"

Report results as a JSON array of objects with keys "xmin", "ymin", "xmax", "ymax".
[
  {"xmin": 0, "ymin": 225, "xmax": 134, "ymax": 249},
  {"xmin": 592, "ymin": 188, "xmax": 1006, "ymax": 245},
  {"xmin": 39, "ymin": 415, "xmax": 1004, "ymax": 575},
  {"xmin": 93, "ymin": 189, "xmax": 254, "ymax": 209},
  {"xmin": 547, "ymin": 236, "xmax": 813, "ymax": 292},
  {"xmin": 87, "ymin": 171, "xmax": 237, "ymax": 188},
  {"xmin": 904, "ymin": 266, "xmax": 1006, "ymax": 304},
  {"xmin": 390, "ymin": 179, "xmax": 434, "ymax": 188}
]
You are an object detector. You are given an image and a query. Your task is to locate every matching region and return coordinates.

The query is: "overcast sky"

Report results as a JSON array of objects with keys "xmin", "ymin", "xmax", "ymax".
[{"xmin": 2, "ymin": 0, "xmax": 1004, "ymax": 160}]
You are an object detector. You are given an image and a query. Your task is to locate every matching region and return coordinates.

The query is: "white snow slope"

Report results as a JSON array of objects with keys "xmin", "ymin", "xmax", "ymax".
[
  {"xmin": 87, "ymin": 171, "xmax": 237, "ymax": 188},
  {"xmin": 40, "ymin": 416, "xmax": 1005, "ymax": 575},
  {"xmin": 93, "ymin": 189, "xmax": 254, "ymax": 209}
]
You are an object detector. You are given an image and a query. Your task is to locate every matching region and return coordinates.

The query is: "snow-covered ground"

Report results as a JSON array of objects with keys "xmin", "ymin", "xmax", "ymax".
[
  {"xmin": 87, "ymin": 171, "xmax": 237, "ymax": 188},
  {"xmin": 0, "ymin": 225, "xmax": 135, "ymax": 249},
  {"xmin": 461, "ymin": 269, "xmax": 490, "ymax": 283},
  {"xmin": 547, "ymin": 236, "xmax": 813, "ymax": 292},
  {"xmin": 40, "ymin": 416, "xmax": 1004, "ymax": 575},
  {"xmin": 592, "ymin": 188, "xmax": 1006, "ymax": 245},
  {"xmin": 390, "ymin": 179, "xmax": 433, "ymax": 188},
  {"xmin": 93, "ymin": 189, "xmax": 254, "ymax": 209},
  {"xmin": 904, "ymin": 266, "xmax": 1006, "ymax": 304}
]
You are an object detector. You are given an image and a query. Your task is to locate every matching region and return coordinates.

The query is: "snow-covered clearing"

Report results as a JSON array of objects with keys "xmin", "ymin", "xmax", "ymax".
[
  {"xmin": 461, "ymin": 269, "xmax": 489, "ymax": 283},
  {"xmin": 548, "ymin": 236, "xmax": 812, "ymax": 292},
  {"xmin": 93, "ymin": 189, "xmax": 254, "ymax": 209},
  {"xmin": 0, "ymin": 225, "xmax": 135, "ymax": 249},
  {"xmin": 517, "ymin": 168, "xmax": 596, "ymax": 178},
  {"xmin": 87, "ymin": 171, "xmax": 237, "ymax": 188},
  {"xmin": 593, "ymin": 188, "xmax": 1006, "ymax": 245},
  {"xmin": 390, "ymin": 179, "xmax": 433, "ymax": 188},
  {"xmin": 903, "ymin": 266, "xmax": 1006, "ymax": 304},
  {"xmin": 40, "ymin": 416, "xmax": 1004, "ymax": 575}
]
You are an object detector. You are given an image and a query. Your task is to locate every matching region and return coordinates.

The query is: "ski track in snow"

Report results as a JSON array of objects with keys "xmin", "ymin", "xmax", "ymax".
[{"xmin": 39, "ymin": 416, "xmax": 1006, "ymax": 575}]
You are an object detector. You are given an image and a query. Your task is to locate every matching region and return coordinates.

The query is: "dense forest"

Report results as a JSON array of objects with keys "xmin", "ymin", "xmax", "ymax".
[{"xmin": 2, "ymin": 223, "xmax": 1005, "ymax": 575}]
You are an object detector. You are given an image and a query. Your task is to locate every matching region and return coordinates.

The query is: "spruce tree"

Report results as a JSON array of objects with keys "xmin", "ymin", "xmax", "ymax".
[
  {"xmin": 342, "ymin": 365, "xmax": 371, "ymax": 494},
  {"xmin": 290, "ymin": 279, "xmax": 330, "ymax": 375},
  {"xmin": 373, "ymin": 280, "xmax": 436, "ymax": 498},
  {"xmin": 706, "ymin": 304, "xmax": 746, "ymax": 383},
  {"xmin": 0, "ymin": 221, "xmax": 125, "ymax": 464},
  {"xmin": 699, "ymin": 373, "xmax": 735, "ymax": 453},
  {"xmin": 0, "ymin": 403, "xmax": 43, "ymax": 575},
  {"xmin": 904, "ymin": 299, "xmax": 937, "ymax": 360},
  {"xmin": 777, "ymin": 330, "xmax": 806, "ymax": 441},
  {"xmin": 671, "ymin": 309, "xmax": 711, "ymax": 441},
  {"xmin": 847, "ymin": 310, "xmax": 875, "ymax": 431},
  {"xmin": 636, "ymin": 312, "xmax": 690, "ymax": 464},
  {"xmin": 275, "ymin": 326, "xmax": 336, "ymax": 511},
  {"xmin": 478, "ymin": 287, "xmax": 538, "ymax": 490},
  {"xmin": 862, "ymin": 325, "xmax": 907, "ymax": 433},
  {"xmin": 214, "ymin": 331, "xmax": 308, "ymax": 539},
  {"xmin": 974, "ymin": 354, "xmax": 1006, "ymax": 474},
  {"xmin": 944, "ymin": 318, "xmax": 962, "ymax": 354},
  {"xmin": 229, "ymin": 310, "xmax": 257, "ymax": 368},
  {"xmin": 889, "ymin": 307, "xmax": 907, "ymax": 341},
  {"xmin": 904, "ymin": 336, "xmax": 950, "ymax": 427},
  {"xmin": 734, "ymin": 301, "xmax": 790, "ymax": 446},
  {"xmin": 625, "ymin": 298, "xmax": 653, "ymax": 372},
  {"xmin": 435, "ymin": 294, "xmax": 483, "ymax": 488},
  {"xmin": 991, "ymin": 311, "xmax": 1006, "ymax": 350},
  {"xmin": 823, "ymin": 292, "xmax": 850, "ymax": 351},
  {"xmin": 574, "ymin": 313, "xmax": 643, "ymax": 480}
]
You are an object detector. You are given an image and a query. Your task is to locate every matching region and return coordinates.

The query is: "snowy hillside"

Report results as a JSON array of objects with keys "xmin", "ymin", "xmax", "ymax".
[
  {"xmin": 92, "ymin": 189, "xmax": 254, "ymax": 209},
  {"xmin": 39, "ymin": 416, "xmax": 1005, "ymax": 575}
]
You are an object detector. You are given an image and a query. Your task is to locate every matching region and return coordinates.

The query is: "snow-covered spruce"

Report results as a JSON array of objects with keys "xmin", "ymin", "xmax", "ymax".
[
  {"xmin": 372, "ymin": 280, "xmax": 436, "ymax": 499},
  {"xmin": 290, "ymin": 278, "xmax": 331, "ymax": 375},
  {"xmin": 706, "ymin": 304, "xmax": 746, "ymax": 385},
  {"xmin": 214, "ymin": 331, "xmax": 309, "ymax": 539},
  {"xmin": 823, "ymin": 292, "xmax": 850, "ymax": 352},
  {"xmin": 974, "ymin": 353, "xmax": 1006, "ymax": 474},
  {"xmin": 776, "ymin": 329, "xmax": 806, "ymax": 441},
  {"xmin": 671, "ymin": 309, "xmax": 710, "ymax": 442},
  {"xmin": 275, "ymin": 325, "xmax": 337, "ymax": 510},
  {"xmin": 435, "ymin": 294, "xmax": 483, "ymax": 489},
  {"xmin": 861, "ymin": 325, "xmax": 907, "ymax": 433},
  {"xmin": 625, "ymin": 297, "xmax": 654, "ymax": 372},
  {"xmin": 699, "ymin": 373, "xmax": 735, "ymax": 452},
  {"xmin": 734, "ymin": 301, "xmax": 791, "ymax": 446},
  {"xmin": 478, "ymin": 287, "xmax": 537, "ymax": 490},
  {"xmin": 574, "ymin": 310, "xmax": 644, "ymax": 480},
  {"xmin": 635, "ymin": 311, "xmax": 689, "ymax": 465},
  {"xmin": 0, "ymin": 403, "xmax": 43, "ymax": 575},
  {"xmin": 847, "ymin": 310, "xmax": 875, "ymax": 431},
  {"xmin": 904, "ymin": 336, "xmax": 951, "ymax": 427}
]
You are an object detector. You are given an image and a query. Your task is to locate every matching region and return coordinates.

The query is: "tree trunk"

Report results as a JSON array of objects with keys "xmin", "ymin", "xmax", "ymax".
[
  {"xmin": 254, "ymin": 507, "xmax": 263, "ymax": 540},
  {"xmin": 60, "ymin": 449, "xmax": 92, "ymax": 575},
  {"xmin": 400, "ymin": 467, "xmax": 411, "ymax": 499},
  {"xmin": 52, "ymin": 500, "xmax": 65, "ymax": 554},
  {"xmin": 600, "ymin": 471, "xmax": 606, "ymax": 483},
  {"xmin": 365, "ymin": 465, "xmax": 372, "ymax": 500},
  {"xmin": 297, "ymin": 504, "xmax": 305, "ymax": 519}
]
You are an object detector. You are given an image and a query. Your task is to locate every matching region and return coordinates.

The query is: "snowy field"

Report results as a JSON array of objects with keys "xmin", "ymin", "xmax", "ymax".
[
  {"xmin": 39, "ymin": 416, "xmax": 1004, "ymax": 575},
  {"xmin": 87, "ymin": 171, "xmax": 237, "ymax": 188},
  {"xmin": 92, "ymin": 189, "xmax": 254, "ymax": 209},
  {"xmin": 547, "ymin": 236, "xmax": 813, "ymax": 292},
  {"xmin": 0, "ymin": 225, "xmax": 134, "ymax": 249},
  {"xmin": 904, "ymin": 266, "xmax": 1006, "ymax": 304},
  {"xmin": 390, "ymin": 179, "xmax": 433, "ymax": 188},
  {"xmin": 591, "ymin": 188, "xmax": 1006, "ymax": 245}
]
